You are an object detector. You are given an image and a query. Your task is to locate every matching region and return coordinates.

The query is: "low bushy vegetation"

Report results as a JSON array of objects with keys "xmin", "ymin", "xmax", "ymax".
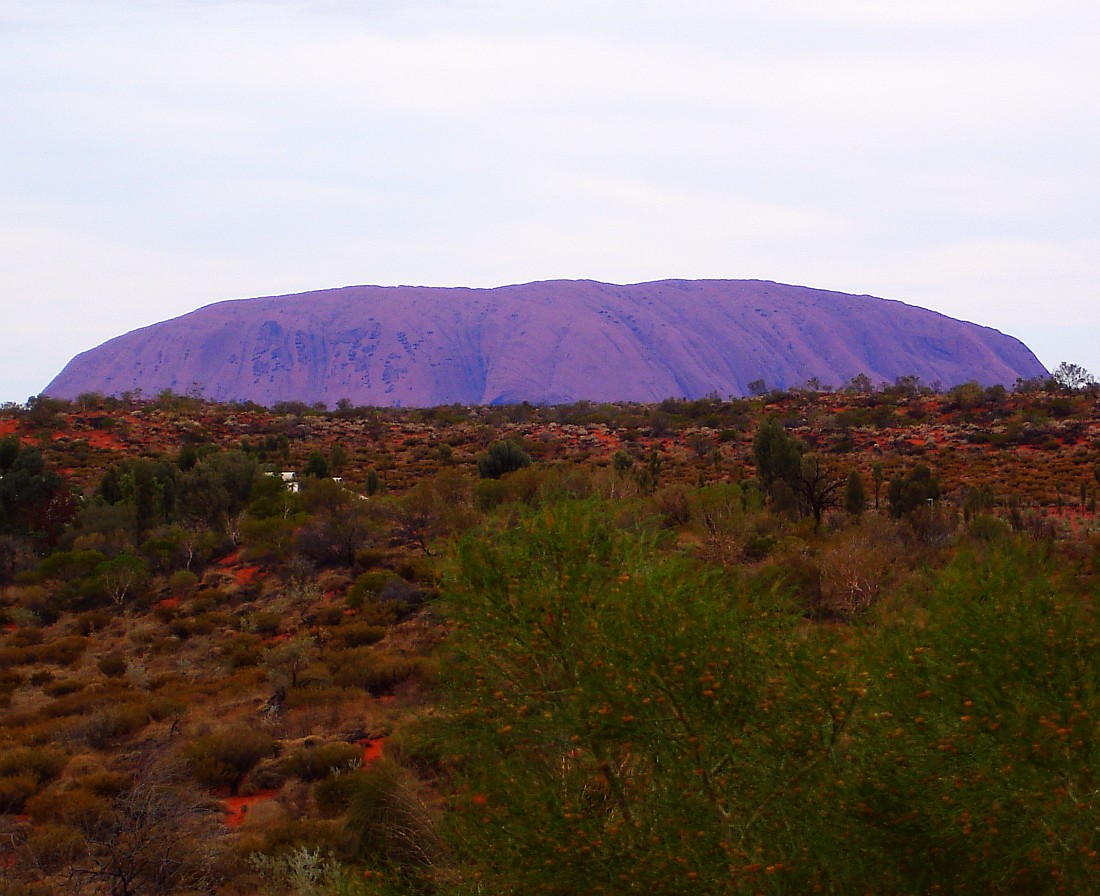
[
  {"xmin": 185, "ymin": 725, "xmax": 278, "ymax": 791},
  {"xmin": 426, "ymin": 502, "xmax": 1100, "ymax": 894},
  {"xmin": 0, "ymin": 382, "xmax": 1098, "ymax": 893}
]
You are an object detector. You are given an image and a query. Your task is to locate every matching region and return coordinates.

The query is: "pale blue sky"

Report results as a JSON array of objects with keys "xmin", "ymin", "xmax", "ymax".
[{"xmin": 2, "ymin": 0, "xmax": 1097, "ymax": 402}]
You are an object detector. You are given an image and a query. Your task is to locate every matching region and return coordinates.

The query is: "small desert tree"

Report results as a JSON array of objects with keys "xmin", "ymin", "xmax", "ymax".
[
  {"xmin": 887, "ymin": 464, "xmax": 942, "ymax": 518},
  {"xmin": 792, "ymin": 455, "xmax": 845, "ymax": 528},
  {"xmin": 753, "ymin": 420, "xmax": 843, "ymax": 527},
  {"xmin": 1052, "ymin": 361, "xmax": 1096, "ymax": 391},
  {"xmin": 476, "ymin": 440, "xmax": 531, "ymax": 479},
  {"xmin": 752, "ymin": 419, "xmax": 801, "ymax": 492},
  {"xmin": 28, "ymin": 758, "xmax": 224, "ymax": 896},
  {"xmin": 845, "ymin": 469, "xmax": 867, "ymax": 517},
  {"xmin": 91, "ymin": 554, "xmax": 150, "ymax": 608},
  {"xmin": 871, "ymin": 461, "xmax": 885, "ymax": 512}
]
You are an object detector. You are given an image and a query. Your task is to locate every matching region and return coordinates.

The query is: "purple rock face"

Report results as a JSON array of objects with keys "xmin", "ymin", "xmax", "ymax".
[{"xmin": 44, "ymin": 279, "xmax": 1048, "ymax": 406}]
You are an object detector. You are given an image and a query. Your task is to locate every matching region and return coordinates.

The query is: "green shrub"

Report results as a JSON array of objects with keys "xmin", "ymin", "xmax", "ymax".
[
  {"xmin": 38, "ymin": 689, "xmax": 106, "ymax": 720},
  {"xmin": 43, "ymin": 677, "xmax": 85, "ymax": 697},
  {"xmin": 6, "ymin": 626, "xmax": 43, "ymax": 648},
  {"xmin": 22, "ymin": 822, "xmax": 84, "ymax": 875},
  {"xmin": 282, "ymin": 684, "xmax": 350, "ymax": 710},
  {"xmin": 342, "ymin": 758, "xmax": 439, "ymax": 872},
  {"xmin": 346, "ymin": 570, "xmax": 398, "ymax": 608},
  {"xmin": 313, "ymin": 770, "xmax": 363, "ymax": 815},
  {"xmin": 476, "ymin": 440, "xmax": 531, "ymax": 479},
  {"xmin": 0, "ymin": 668, "xmax": 23, "ymax": 708},
  {"xmin": 32, "ymin": 635, "xmax": 88, "ymax": 667},
  {"xmin": 146, "ymin": 695, "xmax": 186, "ymax": 720},
  {"xmin": 240, "ymin": 514, "xmax": 301, "ymax": 564},
  {"xmin": 222, "ymin": 633, "xmax": 264, "ymax": 668},
  {"xmin": 432, "ymin": 502, "xmax": 1100, "ymax": 894},
  {"xmin": 282, "ymin": 741, "xmax": 363, "ymax": 782},
  {"xmin": 185, "ymin": 725, "xmax": 277, "ymax": 791},
  {"xmin": 96, "ymin": 652, "xmax": 128, "ymax": 677},
  {"xmin": 0, "ymin": 745, "xmax": 68, "ymax": 782},
  {"xmin": 250, "ymin": 818, "xmax": 342, "ymax": 858},
  {"xmin": 167, "ymin": 612, "xmax": 220, "ymax": 639},
  {"xmin": 473, "ymin": 477, "xmax": 509, "ymax": 511},
  {"xmin": 395, "ymin": 557, "xmax": 435, "ymax": 586},
  {"xmin": 966, "ymin": 514, "xmax": 1012, "ymax": 542},
  {"xmin": 37, "ymin": 550, "xmax": 105, "ymax": 583},
  {"xmin": 0, "ymin": 772, "xmax": 38, "ymax": 812},
  {"xmin": 8, "ymin": 585, "xmax": 53, "ymax": 621},
  {"xmin": 245, "ymin": 610, "xmax": 282, "ymax": 636},
  {"xmin": 836, "ymin": 544, "xmax": 1100, "ymax": 892},
  {"xmin": 0, "ymin": 646, "xmax": 29, "ymax": 669},
  {"xmin": 328, "ymin": 622, "xmax": 386, "ymax": 649},
  {"xmin": 378, "ymin": 577, "xmax": 426, "ymax": 619},
  {"xmin": 74, "ymin": 608, "xmax": 112, "ymax": 635},
  {"xmin": 241, "ymin": 757, "xmax": 287, "ymax": 794},
  {"xmin": 311, "ymin": 605, "xmax": 346, "ymax": 627},
  {"xmin": 79, "ymin": 770, "xmax": 131, "ymax": 796},
  {"xmin": 353, "ymin": 547, "xmax": 386, "ymax": 570},
  {"xmin": 192, "ymin": 586, "xmax": 228, "ymax": 609},
  {"xmin": 24, "ymin": 785, "xmax": 107, "ymax": 827},
  {"xmin": 168, "ymin": 569, "xmax": 199, "ymax": 596},
  {"xmin": 80, "ymin": 702, "xmax": 154, "ymax": 748},
  {"xmin": 326, "ymin": 648, "xmax": 417, "ymax": 695},
  {"xmin": 743, "ymin": 534, "xmax": 777, "ymax": 561}
]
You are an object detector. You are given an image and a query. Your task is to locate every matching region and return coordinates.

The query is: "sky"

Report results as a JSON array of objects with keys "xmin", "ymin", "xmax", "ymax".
[{"xmin": 2, "ymin": 0, "xmax": 1098, "ymax": 403}]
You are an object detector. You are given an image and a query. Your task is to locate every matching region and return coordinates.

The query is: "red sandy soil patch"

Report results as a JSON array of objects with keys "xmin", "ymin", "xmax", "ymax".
[
  {"xmin": 82, "ymin": 429, "xmax": 125, "ymax": 450},
  {"xmin": 233, "ymin": 565, "xmax": 261, "ymax": 586},
  {"xmin": 156, "ymin": 596, "xmax": 181, "ymax": 609},
  {"xmin": 214, "ymin": 549, "xmax": 262, "ymax": 586},
  {"xmin": 360, "ymin": 738, "xmax": 385, "ymax": 764},
  {"xmin": 0, "ymin": 420, "xmax": 19, "ymax": 438},
  {"xmin": 51, "ymin": 428, "xmax": 125, "ymax": 451},
  {"xmin": 223, "ymin": 789, "xmax": 281, "ymax": 828},
  {"xmin": 1051, "ymin": 511, "xmax": 1097, "ymax": 537}
]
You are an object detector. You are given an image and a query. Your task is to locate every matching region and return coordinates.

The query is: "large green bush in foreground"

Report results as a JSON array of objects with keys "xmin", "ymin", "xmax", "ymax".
[
  {"xmin": 428, "ymin": 501, "xmax": 1100, "ymax": 894},
  {"xmin": 845, "ymin": 545, "xmax": 1100, "ymax": 892}
]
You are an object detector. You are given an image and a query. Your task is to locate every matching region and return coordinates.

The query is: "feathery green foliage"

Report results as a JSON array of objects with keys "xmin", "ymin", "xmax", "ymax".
[{"xmin": 427, "ymin": 502, "xmax": 1100, "ymax": 894}]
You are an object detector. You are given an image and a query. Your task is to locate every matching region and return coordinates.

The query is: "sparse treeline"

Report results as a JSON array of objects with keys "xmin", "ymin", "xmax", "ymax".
[{"xmin": 0, "ymin": 379, "xmax": 1098, "ymax": 894}]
